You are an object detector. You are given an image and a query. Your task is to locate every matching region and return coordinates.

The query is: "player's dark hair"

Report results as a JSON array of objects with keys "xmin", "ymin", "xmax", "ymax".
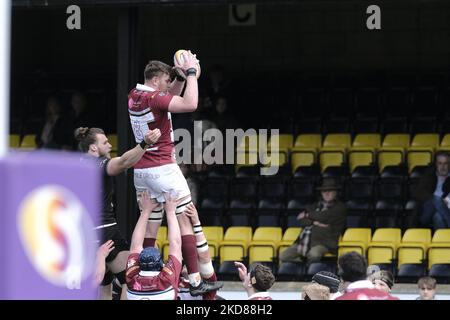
[
  {"xmin": 250, "ymin": 264, "xmax": 275, "ymax": 292},
  {"xmin": 74, "ymin": 127, "xmax": 105, "ymax": 152},
  {"xmin": 338, "ymin": 252, "xmax": 367, "ymax": 283}
]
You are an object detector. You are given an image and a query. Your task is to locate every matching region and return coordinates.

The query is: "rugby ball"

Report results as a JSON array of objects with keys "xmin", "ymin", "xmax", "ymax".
[{"xmin": 173, "ymin": 49, "xmax": 201, "ymax": 79}]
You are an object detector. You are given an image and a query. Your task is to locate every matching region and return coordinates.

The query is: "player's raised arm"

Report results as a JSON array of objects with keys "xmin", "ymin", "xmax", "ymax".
[
  {"xmin": 163, "ymin": 192, "xmax": 183, "ymax": 263},
  {"xmin": 106, "ymin": 129, "xmax": 161, "ymax": 176},
  {"xmin": 130, "ymin": 190, "xmax": 158, "ymax": 254}
]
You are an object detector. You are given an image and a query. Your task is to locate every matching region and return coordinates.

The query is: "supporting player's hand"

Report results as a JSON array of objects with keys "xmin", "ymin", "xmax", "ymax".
[
  {"xmin": 97, "ymin": 240, "xmax": 115, "ymax": 260},
  {"xmin": 163, "ymin": 190, "xmax": 179, "ymax": 215},
  {"xmin": 137, "ymin": 190, "xmax": 156, "ymax": 213},
  {"xmin": 184, "ymin": 203, "xmax": 200, "ymax": 225},
  {"xmin": 144, "ymin": 129, "xmax": 161, "ymax": 145},
  {"xmin": 93, "ymin": 240, "xmax": 115, "ymax": 286}
]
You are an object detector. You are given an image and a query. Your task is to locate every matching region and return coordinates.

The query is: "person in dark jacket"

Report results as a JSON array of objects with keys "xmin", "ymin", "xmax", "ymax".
[
  {"xmin": 412, "ymin": 151, "xmax": 450, "ymax": 230},
  {"xmin": 280, "ymin": 179, "xmax": 347, "ymax": 265}
]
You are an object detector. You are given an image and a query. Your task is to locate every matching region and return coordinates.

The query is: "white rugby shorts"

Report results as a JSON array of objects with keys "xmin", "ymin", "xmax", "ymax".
[{"xmin": 134, "ymin": 163, "xmax": 191, "ymax": 203}]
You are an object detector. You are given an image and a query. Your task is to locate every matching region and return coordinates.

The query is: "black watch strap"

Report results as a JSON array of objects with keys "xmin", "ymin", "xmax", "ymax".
[
  {"xmin": 186, "ymin": 68, "xmax": 197, "ymax": 77},
  {"xmin": 140, "ymin": 140, "xmax": 149, "ymax": 150}
]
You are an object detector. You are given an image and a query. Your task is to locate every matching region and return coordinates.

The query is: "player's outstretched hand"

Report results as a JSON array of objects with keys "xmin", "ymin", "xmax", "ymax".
[
  {"xmin": 184, "ymin": 203, "xmax": 200, "ymax": 225},
  {"xmin": 234, "ymin": 261, "xmax": 248, "ymax": 283},
  {"xmin": 181, "ymin": 50, "xmax": 199, "ymax": 72},
  {"xmin": 163, "ymin": 190, "xmax": 179, "ymax": 215},
  {"xmin": 138, "ymin": 190, "xmax": 155, "ymax": 213}
]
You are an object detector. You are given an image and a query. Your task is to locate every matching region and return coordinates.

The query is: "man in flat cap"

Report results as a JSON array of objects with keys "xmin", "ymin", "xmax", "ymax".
[{"xmin": 280, "ymin": 179, "xmax": 347, "ymax": 265}]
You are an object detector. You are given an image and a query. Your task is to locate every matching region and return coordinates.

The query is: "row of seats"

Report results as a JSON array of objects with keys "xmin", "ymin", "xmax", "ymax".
[
  {"xmin": 338, "ymin": 228, "xmax": 450, "ymax": 282},
  {"xmin": 294, "ymin": 114, "xmax": 450, "ymax": 136},
  {"xmin": 236, "ymin": 133, "xmax": 449, "ymax": 173},
  {"xmin": 198, "ymin": 200, "xmax": 418, "ymax": 231},
  {"xmin": 155, "ymin": 226, "xmax": 450, "ymax": 283},
  {"xmin": 9, "ymin": 134, "xmax": 119, "ymax": 156},
  {"xmin": 200, "ymin": 175, "xmax": 421, "ymax": 201}
]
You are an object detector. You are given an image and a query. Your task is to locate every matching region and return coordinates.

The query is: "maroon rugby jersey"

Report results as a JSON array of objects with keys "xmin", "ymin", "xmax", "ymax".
[
  {"xmin": 125, "ymin": 253, "xmax": 182, "ymax": 300},
  {"xmin": 128, "ymin": 84, "xmax": 176, "ymax": 168}
]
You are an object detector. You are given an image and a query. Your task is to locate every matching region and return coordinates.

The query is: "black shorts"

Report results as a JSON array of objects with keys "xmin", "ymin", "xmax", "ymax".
[{"xmin": 99, "ymin": 224, "xmax": 129, "ymax": 263}]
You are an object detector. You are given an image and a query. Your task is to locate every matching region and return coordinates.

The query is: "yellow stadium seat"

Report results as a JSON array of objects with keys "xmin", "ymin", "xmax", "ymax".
[
  {"xmin": 157, "ymin": 226, "xmax": 167, "ymax": 243},
  {"xmin": 410, "ymin": 134, "xmax": 440, "ymax": 149},
  {"xmin": 367, "ymin": 228, "xmax": 402, "ymax": 265},
  {"xmin": 294, "ymin": 134, "xmax": 322, "ymax": 149},
  {"xmin": 248, "ymin": 227, "xmax": 282, "ymax": 264},
  {"xmin": 397, "ymin": 228, "xmax": 432, "ymax": 268},
  {"xmin": 9, "ymin": 134, "xmax": 20, "ymax": 148},
  {"xmin": 219, "ymin": 227, "xmax": 253, "ymax": 264},
  {"xmin": 382, "ymin": 134, "xmax": 410, "ymax": 149},
  {"xmin": 427, "ymin": 229, "xmax": 450, "ymax": 269},
  {"xmin": 20, "ymin": 134, "xmax": 37, "ymax": 149},
  {"xmin": 338, "ymin": 228, "xmax": 372, "ymax": 257},
  {"xmin": 431, "ymin": 229, "xmax": 450, "ymax": 243},
  {"xmin": 203, "ymin": 226, "xmax": 224, "ymax": 260},
  {"xmin": 348, "ymin": 148, "xmax": 376, "ymax": 172},
  {"xmin": 377, "ymin": 148, "xmax": 404, "ymax": 173},
  {"xmin": 268, "ymin": 134, "xmax": 294, "ymax": 150},
  {"xmin": 440, "ymin": 134, "xmax": 450, "ymax": 148},
  {"xmin": 291, "ymin": 148, "xmax": 316, "ymax": 173},
  {"xmin": 323, "ymin": 134, "xmax": 352, "ymax": 149},
  {"xmin": 155, "ymin": 226, "xmax": 167, "ymax": 251},
  {"xmin": 319, "ymin": 149, "xmax": 345, "ymax": 172},
  {"xmin": 278, "ymin": 227, "xmax": 302, "ymax": 257},
  {"xmin": 352, "ymin": 134, "xmax": 381, "ymax": 149},
  {"xmin": 428, "ymin": 248, "xmax": 450, "ymax": 269},
  {"xmin": 262, "ymin": 148, "xmax": 288, "ymax": 168},
  {"xmin": 407, "ymin": 149, "xmax": 433, "ymax": 173}
]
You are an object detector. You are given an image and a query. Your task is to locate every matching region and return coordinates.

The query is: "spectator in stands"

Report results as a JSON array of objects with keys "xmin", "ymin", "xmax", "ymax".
[
  {"xmin": 301, "ymin": 283, "xmax": 330, "ymax": 300},
  {"xmin": 336, "ymin": 252, "xmax": 398, "ymax": 300},
  {"xmin": 280, "ymin": 179, "xmax": 347, "ymax": 265},
  {"xmin": 211, "ymin": 96, "xmax": 238, "ymax": 133},
  {"xmin": 312, "ymin": 271, "xmax": 342, "ymax": 299},
  {"xmin": 36, "ymin": 96, "xmax": 70, "ymax": 149},
  {"xmin": 368, "ymin": 270, "xmax": 395, "ymax": 294},
  {"xmin": 413, "ymin": 151, "xmax": 450, "ymax": 230},
  {"xmin": 416, "ymin": 276, "xmax": 437, "ymax": 300},
  {"xmin": 203, "ymin": 64, "xmax": 230, "ymax": 104},
  {"xmin": 234, "ymin": 262, "xmax": 275, "ymax": 300},
  {"xmin": 67, "ymin": 92, "xmax": 94, "ymax": 149}
]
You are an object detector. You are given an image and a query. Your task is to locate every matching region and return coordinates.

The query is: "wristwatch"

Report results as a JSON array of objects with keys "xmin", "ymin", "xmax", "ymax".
[
  {"xmin": 139, "ymin": 140, "xmax": 149, "ymax": 150},
  {"xmin": 186, "ymin": 68, "xmax": 197, "ymax": 77}
]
